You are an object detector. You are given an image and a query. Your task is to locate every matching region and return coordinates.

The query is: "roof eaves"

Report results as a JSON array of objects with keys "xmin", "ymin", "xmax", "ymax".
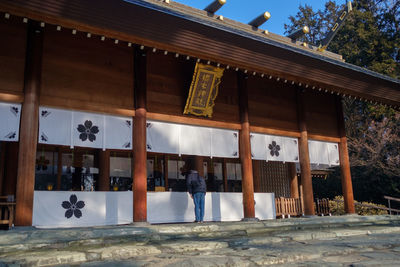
[{"xmin": 125, "ymin": 0, "xmax": 400, "ymax": 86}]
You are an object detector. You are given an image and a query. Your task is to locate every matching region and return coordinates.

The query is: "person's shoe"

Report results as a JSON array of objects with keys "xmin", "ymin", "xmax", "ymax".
[{"xmin": 200, "ymin": 221, "xmax": 204, "ymax": 223}]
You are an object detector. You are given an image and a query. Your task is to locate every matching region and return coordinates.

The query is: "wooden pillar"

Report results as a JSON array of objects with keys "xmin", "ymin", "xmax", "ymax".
[
  {"xmin": 194, "ymin": 156, "xmax": 204, "ymax": 177},
  {"xmin": 296, "ymin": 89, "xmax": 315, "ymax": 215},
  {"xmin": 288, "ymin": 162, "xmax": 299, "ymax": 198},
  {"xmin": 98, "ymin": 150, "xmax": 110, "ymax": 191},
  {"xmin": 72, "ymin": 152, "xmax": 83, "ymax": 191},
  {"xmin": 238, "ymin": 72, "xmax": 255, "ymax": 219},
  {"xmin": 163, "ymin": 155, "xmax": 169, "ymax": 190},
  {"xmin": 223, "ymin": 159, "xmax": 228, "ymax": 192},
  {"xmin": 15, "ymin": 21, "xmax": 43, "ymax": 226},
  {"xmin": 56, "ymin": 149, "xmax": 62, "ymax": 190},
  {"xmin": 252, "ymin": 160, "xmax": 262, "ymax": 192},
  {"xmin": 0, "ymin": 142, "xmax": 5, "ymax": 195},
  {"xmin": 133, "ymin": 46, "xmax": 147, "ymax": 222},
  {"xmin": 3, "ymin": 142, "xmax": 19, "ymax": 196},
  {"xmin": 336, "ymin": 96, "xmax": 355, "ymax": 214}
]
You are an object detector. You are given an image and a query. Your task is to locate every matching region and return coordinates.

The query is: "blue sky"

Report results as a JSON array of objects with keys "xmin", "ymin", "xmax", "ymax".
[{"xmin": 173, "ymin": 0, "xmax": 340, "ymax": 35}]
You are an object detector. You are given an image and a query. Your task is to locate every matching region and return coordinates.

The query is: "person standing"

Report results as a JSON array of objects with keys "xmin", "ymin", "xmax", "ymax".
[{"xmin": 185, "ymin": 157, "xmax": 207, "ymax": 223}]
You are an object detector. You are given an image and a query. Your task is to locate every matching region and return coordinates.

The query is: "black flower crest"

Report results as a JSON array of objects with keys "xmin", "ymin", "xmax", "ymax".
[
  {"xmin": 41, "ymin": 110, "xmax": 51, "ymax": 117},
  {"xmin": 10, "ymin": 106, "xmax": 19, "ymax": 116},
  {"xmin": 268, "ymin": 141, "xmax": 281, "ymax": 157},
  {"xmin": 77, "ymin": 120, "xmax": 99, "ymax": 142},
  {"xmin": 62, "ymin": 194, "xmax": 85, "ymax": 219}
]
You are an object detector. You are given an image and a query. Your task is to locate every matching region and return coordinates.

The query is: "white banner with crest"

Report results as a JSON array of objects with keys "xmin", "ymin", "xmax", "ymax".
[
  {"xmin": 250, "ymin": 133, "xmax": 299, "ymax": 163},
  {"xmin": 38, "ymin": 107, "xmax": 132, "ymax": 150},
  {"xmin": 0, "ymin": 102, "xmax": 21, "ymax": 142}
]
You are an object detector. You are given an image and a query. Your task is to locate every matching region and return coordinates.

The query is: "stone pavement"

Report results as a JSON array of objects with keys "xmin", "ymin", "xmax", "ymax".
[{"xmin": 1, "ymin": 215, "xmax": 400, "ymax": 266}]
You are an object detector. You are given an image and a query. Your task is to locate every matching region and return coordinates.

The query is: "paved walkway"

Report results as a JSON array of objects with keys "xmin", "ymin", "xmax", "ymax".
[{"xmin": 1, "ymin": 215, "xmax": 400, "ymax": 266}]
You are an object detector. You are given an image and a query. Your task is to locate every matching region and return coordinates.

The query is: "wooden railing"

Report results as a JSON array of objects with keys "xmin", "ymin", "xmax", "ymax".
[
  {"xmin": 0, "ymin": 195, "xmax": 16, "ymax": 230},
  {"xmin": 275, "ymin": 197, "xmax": 304, "ymax": 218},
  {"xmin": 315, "ymin": 198, "xmax": 331, "ymax": 216},
  {"xmin": 384, "ymin": 196, "xmax": 400, "ymax": 215}
]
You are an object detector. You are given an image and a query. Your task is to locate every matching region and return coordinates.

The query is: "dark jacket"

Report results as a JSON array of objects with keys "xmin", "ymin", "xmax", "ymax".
[{"xmin": 186, "ymin": 170, "xmax": 206, "ymax": 195}]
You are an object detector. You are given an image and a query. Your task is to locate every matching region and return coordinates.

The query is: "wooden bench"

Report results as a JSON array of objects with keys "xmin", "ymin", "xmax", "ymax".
[
  {"xmin": 275, "ymin": 197, "xmax": 304, "ymax": 218},
  {"xmin": 315, "ymin": 198, "xmax": 331, "ymax": 216},
  {"xmin": 0, "ymin": 195, "xmax": 16, "ymax": 230}
]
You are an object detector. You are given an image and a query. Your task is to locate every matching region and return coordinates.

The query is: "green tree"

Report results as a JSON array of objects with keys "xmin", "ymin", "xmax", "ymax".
[{"xmin": 286, "ymin": 0, "xmax": 400, "ymax": 205}]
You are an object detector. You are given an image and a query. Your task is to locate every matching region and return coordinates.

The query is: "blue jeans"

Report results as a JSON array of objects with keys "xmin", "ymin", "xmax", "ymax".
[{"xmin": 193, "ymin": 192, "xmax": 205, "ymax": 222}]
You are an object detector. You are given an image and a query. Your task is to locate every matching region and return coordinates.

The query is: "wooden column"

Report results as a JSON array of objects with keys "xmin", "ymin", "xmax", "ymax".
[
  {"xmin": 15, "ymin": 22, "xmax": 43, "ymax": 226},
  {"xmin": 336, "ymin": 96, "xmax": 355, "ymax": 214},
  {"xmin": 252, "ymin": 160, "xmax": 262, "ymax": 192},
  {"xmin": 0, "ymin": 142, "xmax": 5, "ymax": 195},
  {"xmin": 3, "ymin": 142, "xmax": 19, "ymax": 196},
  {"xmin": 98, "ymin": 150, "xmax": 110, "ymax": 191},
  {"xmin": 163, "ymin": 155, "xmax": 169, "ymax": 190},
  {"xmin": 223, "ymin": 159, "xmax": 228, "ymax": 192},
  {"xmin": 133, "ymin": 46, "xmax": 147, "ymax": 222},
  {"xmin": 56, "ymin": 149, "xmax": 62, "ymax": 190},
  {"xmin": 296, "ymin": 89, "xmax": 315, "ymax": 215},
  {"xmin": 194, "ymin": 156, "xmax": 204, "ymax": 177},
  {"xmin": 238, "ymin": 72, "xmax": 255, "ymax": 219},
  {"xmin": 288, "ymin": 162, "xmax": 299, "ymax": 198}
]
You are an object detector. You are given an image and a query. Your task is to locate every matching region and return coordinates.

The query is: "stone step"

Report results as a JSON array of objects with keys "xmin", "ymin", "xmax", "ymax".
[{"xmin": 1, "ymin": 215, "xmax": 400, "ymax": 266}]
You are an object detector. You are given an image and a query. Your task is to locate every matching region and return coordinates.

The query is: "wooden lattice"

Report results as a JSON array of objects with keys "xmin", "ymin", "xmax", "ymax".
[{"xmin": 259, "ymin": 161, "xmax": 291, "ymax": 197}]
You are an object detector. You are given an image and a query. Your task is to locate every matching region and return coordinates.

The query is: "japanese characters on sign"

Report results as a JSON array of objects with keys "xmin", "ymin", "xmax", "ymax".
[{"xmin": 184, "ymin": 63, "xmax": 224, "ymax": 117}]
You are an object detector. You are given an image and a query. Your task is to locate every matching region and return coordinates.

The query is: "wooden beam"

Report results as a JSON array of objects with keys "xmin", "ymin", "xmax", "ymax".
[
  {"xmin": 288, "ymin": 162, "xmax": 299, "ymax": 198},
  {"xmin": 249, "ymin": 126, "xmax": 300, "ymax": 138},
  {"xmin": 56, "ymin": 148, "xmax": 62, "ymax": 190},
  {"xmin": 0, "ymin": 93, "xmax": 24, "ymax": 103},
  {"xmin": 296, "ymin": 89, "xmax": 315, "ymax": 216},
  {"xmin": 133, "ymin": 46, "xmax": 147, "ymax": 222},
  {"xmin": 147, "ymin": 112, "xmax": 241, "ymax": 130},
  {"xmin": 40, "ymin": 96, "xmax": 135, "ymax": 117},
  {"xmin": 336, "ymin": 96, "xmax": 355, "ymax": 214},
  {"xmin": 98, "ymin": 150, "xmax": 110, "ymax": 191},
  {"xmin": 15, "ymin": 21, "xmax": 43, "ymax": 226},
  {"xmin": 307, "ymin": 134, "xmax": 341, "ymax": 143},
  {"xmin": 238, "ymin": 72, "xmax": 255, "ymax": 219}
]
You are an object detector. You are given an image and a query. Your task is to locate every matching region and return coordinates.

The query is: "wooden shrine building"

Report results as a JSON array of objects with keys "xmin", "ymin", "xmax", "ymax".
[{"xmin": 0, "ymin": 0, "xmax": 399, "ymax": 227}]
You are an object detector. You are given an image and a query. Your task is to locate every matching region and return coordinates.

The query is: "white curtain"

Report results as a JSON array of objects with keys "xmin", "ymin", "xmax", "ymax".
[
  {"xmin": 72, "ymin": 111, "xmax": 104, "ymax": 149},
  {"xmin": 282, "ymin": 137, "xmax": 299, "ymax": 162},
  {"xmin": 265, "ymin": 135, "xmax": 285, "ymax": 162},
  {"xmin": 308, "ymin": 140, "xmax": 335, "ymax": 165},
  {"xmin": 33, "ymin": 191, "xmax": 133, "ymax": 228},
  {"xmin": 104, "ymin": 115, "xmax": 132, "ymax": 150},
  {"xmin": 0, "ymin": 102, "xmax": 21, "ymax": 142},
  {"xmin": 180, "ymin": 124, "xmax": 211, "ymax": 157},
  {"xmin": 251, "ymin": 133, "xmax": 299, "ymax": 163},
  {"xmin": 38, "ymin": 107, "xmax": 132, "ymax": 150},
  {"xmin": 146, "ymin": 120, "xmax": 239, "ymax": 158},
  {"xmin": 39, "ymin": 107, "xmax": 71, "ymax": 146},
  {"xmin": 146, "ymin": 121, "xmax": 180, "ymax": 155},
  {"xmin": 250, "ymin": 133, "xmax": 267, "ymax": 160},
  {"xmin": 327, "ymin": 142, "xmax": 340, "ymax": 166},
  {"xmin": 211, "ymin": 128, "xmax": 239, "ymax": 158}
]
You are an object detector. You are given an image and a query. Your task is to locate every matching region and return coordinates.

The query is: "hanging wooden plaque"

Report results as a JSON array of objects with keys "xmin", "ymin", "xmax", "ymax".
[{"xmin": 184, "ymin": 63, "xmax": 224, "ymax": 118}]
